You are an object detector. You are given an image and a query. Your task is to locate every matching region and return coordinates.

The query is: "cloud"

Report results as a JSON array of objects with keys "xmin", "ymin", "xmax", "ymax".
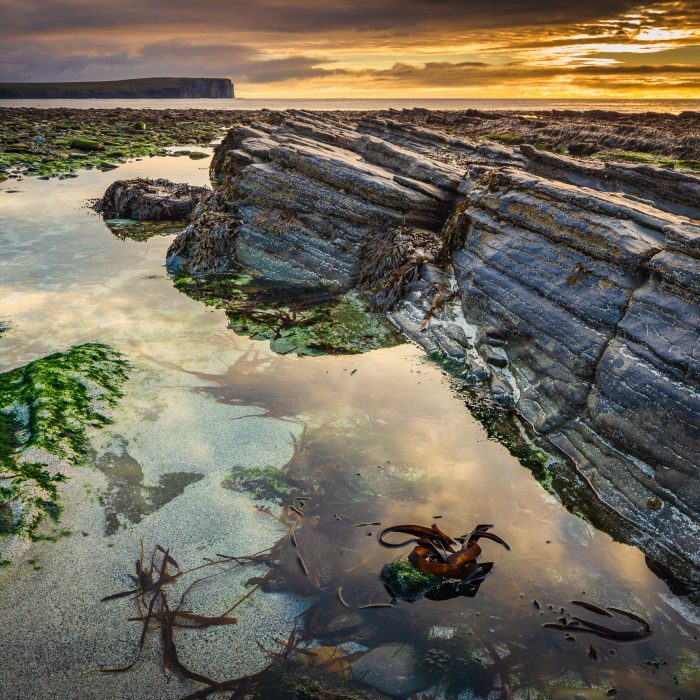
[
  {"xmin": 3, "ymin": 0, "xmax": 646, "ymax": 36},
  {"xmin": 1, "ymin": 0, "xmax": 699, "ymax": 97},
  {"xmin": 0, "ymin": 38, "xmax": 334, "ymax": 83}
]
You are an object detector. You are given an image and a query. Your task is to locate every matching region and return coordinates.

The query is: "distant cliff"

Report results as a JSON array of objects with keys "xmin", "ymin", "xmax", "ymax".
[{"xmin": 0, "ymin": 77, "xmax": 234, "ymax": 99}]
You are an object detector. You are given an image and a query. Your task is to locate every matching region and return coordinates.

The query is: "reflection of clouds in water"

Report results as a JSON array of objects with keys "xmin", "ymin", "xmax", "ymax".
[
  {"xmin": 0, "ymin": 154, "xmax": 210, "ymax": 288},
  {"xmin": 0, "ymin": 154, "xmax": 676, "ymax": 610}
]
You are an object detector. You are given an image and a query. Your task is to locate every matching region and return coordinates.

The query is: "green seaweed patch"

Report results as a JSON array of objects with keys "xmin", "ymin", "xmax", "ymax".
[
  {"xmin": 222, "ymin": 465, "xmax": 292, "ymax": 503},
  {"xmin": 481, "ymin": 132, "xmax": 524, "ymax": 145},
  {"xmin": 594, "ymin": 149, "xmax": 700, "ymax": 172},
  {"xmin": 381, "ymin": 558, "xmax": 442, "ymax": 602},
  {"xmin": 104, "ymin": 218, "xmax": 186, "ymax": 242},
  {"xmin": 173, "ymin": 273, "xmax": 402, "ymax": 356},
  {"xmin": 0, "ymin": 343, "xmax": 128, "ymax": 536}
]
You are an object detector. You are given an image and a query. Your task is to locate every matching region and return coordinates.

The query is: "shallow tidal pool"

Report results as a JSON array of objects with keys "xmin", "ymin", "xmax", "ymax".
[{"xmin": 0, "ymin": 154, "xmax": 698, "ymax": 700}]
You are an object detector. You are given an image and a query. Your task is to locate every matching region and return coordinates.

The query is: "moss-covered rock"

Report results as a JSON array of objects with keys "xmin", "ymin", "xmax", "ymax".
[
  {"xmin": 380, "ymin": 558, "xmax": 442, "ymax": 602},
  {"xmin": 70, "ymin": 137, "xmax": 103, "ymax": 152},
  {"xmin": 0, "ymin": 343, "xmax": 128, "ymax": 536}
]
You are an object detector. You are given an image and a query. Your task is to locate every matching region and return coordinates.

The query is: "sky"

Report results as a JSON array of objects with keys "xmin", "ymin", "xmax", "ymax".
[{"xmin": 1, "ymin": 0, "xmax": 700, "ymax": 98}]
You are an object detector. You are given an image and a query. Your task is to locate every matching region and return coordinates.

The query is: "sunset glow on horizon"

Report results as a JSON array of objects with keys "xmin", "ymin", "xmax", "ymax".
[{"xmin": 2, "ymin": 0, "xmax": 700, "ymax": 98}]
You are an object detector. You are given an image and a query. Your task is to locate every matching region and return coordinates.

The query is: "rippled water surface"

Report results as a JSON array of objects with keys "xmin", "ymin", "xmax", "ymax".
[{"xmin": 0, "ymin": 155, "xmax": 698, "ymax": 699}]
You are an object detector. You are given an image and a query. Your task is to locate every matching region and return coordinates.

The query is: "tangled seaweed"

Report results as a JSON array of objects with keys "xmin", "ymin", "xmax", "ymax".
[
  {"xmin": 356, "ymin": 226, "xmax": 439, "ymax": 310},
  {"xmin": 379, "ymin": 522, "xmax": 509, "ymax": 600},
  {"xmin": 100, "ymin": 541, "xmax": 302, "ymax": 698}
]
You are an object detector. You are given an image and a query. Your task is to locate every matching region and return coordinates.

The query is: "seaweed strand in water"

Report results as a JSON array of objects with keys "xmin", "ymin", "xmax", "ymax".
[
  {"xmin": 100, "ymin": 529, "xmax": 315, "ymax": 699},
  {"xmin": 543, "ymin": 600, "xmax": 652, "ymax": 642}
]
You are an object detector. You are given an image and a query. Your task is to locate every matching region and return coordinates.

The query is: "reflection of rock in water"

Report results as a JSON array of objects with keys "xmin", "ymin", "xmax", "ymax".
[
  {"xmin": 156, "ymin": 110, "xmax": 700, "ymax": 587},
  {"xmin": 103, "ymin": 218, "xmax": 185, "ymax": 242},
  {"xmin": 172, "ymin": 272, "xmax": 402, "ymax": 356}
]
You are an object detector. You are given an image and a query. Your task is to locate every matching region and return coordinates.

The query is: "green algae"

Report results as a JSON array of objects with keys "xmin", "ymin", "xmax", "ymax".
[
  {"xmin": 0, "ymin": 110, "xmax": 226, "ymax": 179},
  {"xmin": 0, "ymin": 343, "xmax": 128, "ymax": 536},
  {"xmin": 593, "ymin": 149, "xmax": 700, "ymax": 172},
  {"xmin": 221, "ymin": 465, "xmax": 292, "ymax": 503},
  {"xmin": 381, "ymin": 559, "xmax": 442, "ymax": 602},
  {"xmin": 173, "ymin": 273, "xmax": 402, "ymax": 356}
]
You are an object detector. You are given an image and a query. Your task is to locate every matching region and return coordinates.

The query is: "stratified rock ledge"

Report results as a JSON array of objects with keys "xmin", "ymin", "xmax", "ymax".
[{"xmin": 126, "ymin": 109, "xmax": 700, "ymax": 586}]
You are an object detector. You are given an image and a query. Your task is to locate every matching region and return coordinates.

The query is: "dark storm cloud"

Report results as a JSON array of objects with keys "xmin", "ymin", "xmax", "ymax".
[{"xmin": 1, "ymin": 0, "xmax": 644, "ymax": 36}]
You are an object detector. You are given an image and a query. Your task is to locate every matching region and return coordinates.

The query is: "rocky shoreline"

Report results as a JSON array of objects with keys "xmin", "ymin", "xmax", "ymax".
[
  {"xmin": 93, "ymin": 108, "xmax": 700, "ymax": 589},
  {"xmin": 2, "ymin": 106, "xmax": 699, "ymax": 181}
]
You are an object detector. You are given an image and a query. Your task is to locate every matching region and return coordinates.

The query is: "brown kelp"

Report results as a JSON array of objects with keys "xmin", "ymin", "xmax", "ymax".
[{"xmin": 380, "ymin": 522, "xmax": 509, "ymax": 577}]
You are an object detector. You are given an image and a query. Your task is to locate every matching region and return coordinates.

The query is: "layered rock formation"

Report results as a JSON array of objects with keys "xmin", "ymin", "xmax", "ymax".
[
  {"xmin": 367, "ymin": 107, "xmax": 700, "ymax": 162},
  {"xmin": 122, "ymin": 110, "xmax": 700, "ymax": 584}
]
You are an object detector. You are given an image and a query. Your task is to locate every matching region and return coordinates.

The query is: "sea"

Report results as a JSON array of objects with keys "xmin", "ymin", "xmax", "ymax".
[{"xmin": 1, "ymin": 97, "xmax": 699, "ymax": 113}]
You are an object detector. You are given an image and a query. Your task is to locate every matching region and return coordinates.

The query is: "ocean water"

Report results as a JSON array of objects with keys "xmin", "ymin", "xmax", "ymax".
[{"xmin": 1, "ymin": 97, "xmax": 699, "ymax": 113}]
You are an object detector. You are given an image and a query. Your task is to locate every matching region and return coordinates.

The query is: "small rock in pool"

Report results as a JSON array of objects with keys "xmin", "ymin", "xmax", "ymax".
[{"xmin": 350, "ymin": 643, "xmax": 425, "ymax": 696}]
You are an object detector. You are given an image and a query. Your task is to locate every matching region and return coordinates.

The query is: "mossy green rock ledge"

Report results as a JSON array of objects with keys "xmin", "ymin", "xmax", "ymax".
[{"xmin": 0, "ymin": 343, "xmax": 128, "ymax": 539}]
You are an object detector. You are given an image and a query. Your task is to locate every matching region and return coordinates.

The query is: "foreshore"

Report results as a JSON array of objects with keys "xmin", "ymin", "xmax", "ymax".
[{"xmin": 1, "ymin": 106, "xmax": 699, "ymax": 181}]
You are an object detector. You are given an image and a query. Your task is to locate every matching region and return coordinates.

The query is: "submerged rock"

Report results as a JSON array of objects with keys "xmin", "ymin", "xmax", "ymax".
[
  {"xmin": 221, "ymin": 465, "xmax": 292, "ymax": 503},
  {"xmin": 350, "ymin": 643, "xmax": 425, "ymax": 696},
  {"xmin": 380, "ymin": 558, "xmax": 442, "ymax": 602},
  {"xmin": 173, "ymin": 273, "xmax": 402, "ymax": 356}
]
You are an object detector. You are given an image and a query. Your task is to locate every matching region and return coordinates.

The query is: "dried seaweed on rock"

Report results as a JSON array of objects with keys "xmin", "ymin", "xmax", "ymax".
[{"xmin": 356, "ymin": 226, "xmax": 440, "ymax": 310}]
